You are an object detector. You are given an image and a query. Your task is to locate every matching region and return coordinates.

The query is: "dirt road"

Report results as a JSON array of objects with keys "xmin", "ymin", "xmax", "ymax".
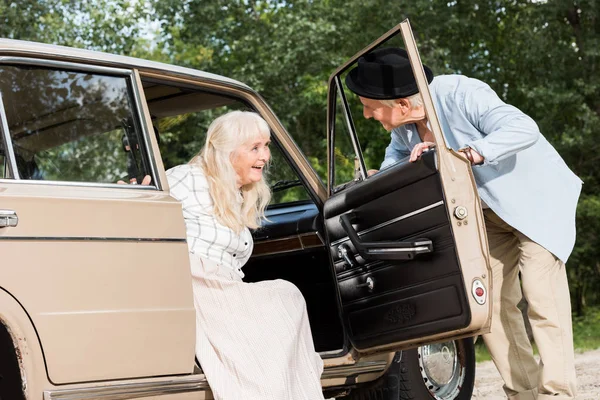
[{"xmin": 474, "ymin": 348, "xmax": 600, "ymax": 399}]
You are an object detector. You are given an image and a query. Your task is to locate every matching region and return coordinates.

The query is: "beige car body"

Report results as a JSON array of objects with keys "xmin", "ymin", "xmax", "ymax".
[{"xmin": 0, "ymin": 21, "xmax": 492, "ymax": 400}]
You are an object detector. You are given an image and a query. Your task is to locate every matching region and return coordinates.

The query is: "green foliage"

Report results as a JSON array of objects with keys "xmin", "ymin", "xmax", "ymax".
[
  {"xmin": 476, "ymin": 306, "xmax": 600, "ymax": 362},
  {"xmin": 573, "ymin": 306, "xmax": 600, "ymax": 351}
]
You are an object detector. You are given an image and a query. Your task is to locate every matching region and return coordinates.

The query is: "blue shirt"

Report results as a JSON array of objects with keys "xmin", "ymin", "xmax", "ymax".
[{"xmin": 381, "ymin": 75, "xmax": 582, "ymax": 263}]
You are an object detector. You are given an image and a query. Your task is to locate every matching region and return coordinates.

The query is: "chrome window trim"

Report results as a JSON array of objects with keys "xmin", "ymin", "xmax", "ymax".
[
  {"xmin": 0, "ymin": 56, "xmax": 132, "ymax": 76},
  {"xmin": 0, "ymin": 91, "xmax": 18, "ymax": 178},
  {"xmin": 330, "ymin": 200, "xmax": 445, "ymax": 247},
  {"xmin": 335, "ymin": 76, "xmax": 366, "ymax": 182},
  {"xmin": 0, "ymin": 177, "xmax": 158, "ymax": 190},
  {"xmin": 131, "ymin": 69, "xmax": 161, "ymax": 190},
  {"xmin": 43, "ymin": 375, "xmax": 208, "ymax": 400},
  {"xmin": 0, "ymin": 57, "xmax": 158, "ymax": 189}
]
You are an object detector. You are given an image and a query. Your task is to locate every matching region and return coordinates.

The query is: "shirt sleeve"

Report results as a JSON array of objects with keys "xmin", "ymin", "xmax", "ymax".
[
  {"xmin": 166, "ymin": 166, "xmax": 191, "ymax": 203},
  {"xmin": 380, "ymin": 130, "xmax": 411, "ymax": 170},
  {"xmin": 461, "ymin": 80, "xmax": 540, "ymax": 166}
]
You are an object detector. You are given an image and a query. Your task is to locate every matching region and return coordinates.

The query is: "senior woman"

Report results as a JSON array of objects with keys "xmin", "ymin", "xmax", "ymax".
[{"xmin": 166, "ymin": 111, "xmax": 325, "ymax": 400}]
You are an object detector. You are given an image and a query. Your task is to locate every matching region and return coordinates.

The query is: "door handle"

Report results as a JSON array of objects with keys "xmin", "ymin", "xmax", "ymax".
[
  {"xmin": 337, "ymin": 243, "xmax": 358, "ymax": 269},
  {"xmin": 0, "ymin": 210, "xmax": 18, "ymax": 228},
  {"xmin": 339, "ymin": 213, "xmax": 432, "ymax": 261}
]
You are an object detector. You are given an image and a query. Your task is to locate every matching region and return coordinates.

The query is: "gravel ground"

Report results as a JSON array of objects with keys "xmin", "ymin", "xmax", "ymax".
[{"xmin": 473, "ymin": 348, "xmax": 600, "ymax": 399}]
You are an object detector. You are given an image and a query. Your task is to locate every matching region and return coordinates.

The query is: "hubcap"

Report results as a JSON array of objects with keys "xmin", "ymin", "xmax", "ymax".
[{"xmin": 418, "ymin": 340, "xmax": 465, "ymax": 399}]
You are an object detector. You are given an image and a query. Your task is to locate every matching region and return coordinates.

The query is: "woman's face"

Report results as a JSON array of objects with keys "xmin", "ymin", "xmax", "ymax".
[{"xmin": 231, "ymin": 135, "xmax": 271, "ymax": 187}]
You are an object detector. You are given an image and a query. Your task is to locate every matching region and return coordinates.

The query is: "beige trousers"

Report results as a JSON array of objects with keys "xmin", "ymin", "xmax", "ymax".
[{"xmin": 482, "ymin": 209, "xmax": 577, "ymax": 400}]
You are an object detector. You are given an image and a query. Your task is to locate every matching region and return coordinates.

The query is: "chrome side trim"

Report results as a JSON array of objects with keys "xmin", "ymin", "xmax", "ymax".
[
  {"xmin": 322, "ymin": 359, "xmax": 388, "ymax": 379},
  {"xmin": 0, "ymin": 57, "xmax": 132, "ymax": 76},
  {"xmin": 0, "ymin": 92, "xmax": 19, "ymax": 179},
  {"xmin": 331, "ymin": 200, "xmax": 445, "ymax": 246},
  {"xmin": 44, "ymin": 375, "xmax": 208, "ymax": 400},
  {"xmin": 0, "ymin": 177, "xmax": 158, "ymax": 189},
  {"xmin": 318, "ymin": 348, "xmax": 346, "ymax": 357},
  {"xmin": 368, "ymin": 246, "xmax": 431, "ymax": 253},
  {"xmin": 0, "ymin": 236, "xmax": 185, "ymax": 242}
]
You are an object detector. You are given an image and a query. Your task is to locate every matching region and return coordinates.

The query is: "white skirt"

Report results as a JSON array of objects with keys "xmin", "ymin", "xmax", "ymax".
[{"xmin": 189, "ymin": 254, "xmax": 325, "ymax": 400}]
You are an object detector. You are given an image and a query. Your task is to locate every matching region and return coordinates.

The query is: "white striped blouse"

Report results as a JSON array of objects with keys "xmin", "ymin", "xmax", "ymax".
[{"xmin": 166, "ymin": 164, "xmax": 254, "ymax": 278}]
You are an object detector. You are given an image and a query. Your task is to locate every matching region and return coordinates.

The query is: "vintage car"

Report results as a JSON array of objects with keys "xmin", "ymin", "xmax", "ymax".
[{"xmin": 0, "ymin": 21, "xmax": 492, "ymax": 400}]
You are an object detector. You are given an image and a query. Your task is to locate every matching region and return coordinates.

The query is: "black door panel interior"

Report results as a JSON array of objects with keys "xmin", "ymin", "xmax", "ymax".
[
  {"xmin": 346, "ymin": 277, "xmax": 468, "ymax": 343},
  {"xmin": 324, "ymin": 152, "xmax": 438, "ymax": 221},
  {"xmin": 324, "ymin": 151, "xmax": 471, "ymax": 350}
]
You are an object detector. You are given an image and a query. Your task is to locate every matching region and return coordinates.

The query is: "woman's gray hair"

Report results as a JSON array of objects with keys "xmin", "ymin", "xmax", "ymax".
[
  {"xmin": 379, "ymin": 93, "xmax": 423, "ymax": 108},
  {"xmin": 189, "ymin": 111, "xmax": 271, "ymax": 232}
]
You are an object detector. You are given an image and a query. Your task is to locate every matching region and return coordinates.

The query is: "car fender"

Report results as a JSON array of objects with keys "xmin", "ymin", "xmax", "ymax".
[{"xmin": 0, "ymin": 287, "xmax": 49, "ymax": 399}]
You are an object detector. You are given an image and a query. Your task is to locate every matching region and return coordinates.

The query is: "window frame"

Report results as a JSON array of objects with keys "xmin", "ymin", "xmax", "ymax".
[
  {"xmin": 0, "ymin": 57, "xmax": 159, "ymax": 190},
  {"xmin": 326, "ymin": 22, "xmax": 445, "ymax": 196},
  {"xmin": 139, "ymin": 75, "xmax": 319, "ymax": 208}
]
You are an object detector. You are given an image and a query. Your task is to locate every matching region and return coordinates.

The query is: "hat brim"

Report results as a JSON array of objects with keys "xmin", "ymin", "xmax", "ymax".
[{"xmin": 345, "ymin": 64, "xmax": 434, "ymax": 100}]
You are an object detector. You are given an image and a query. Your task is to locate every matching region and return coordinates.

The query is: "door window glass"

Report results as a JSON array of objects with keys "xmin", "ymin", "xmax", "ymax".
[
  {"xmin": 0, "ymin": 65, "xmax": 151, "ymax": 185},
  {"xmin": 329, "ymin": 33, "xmax": 421, "ymax": 191},
  {"xmin": 267, "ymin": 142, "xmax": 311, "ymax": 205},
  {"xmin": 332, "ymin": 88, "xmax": 360, "ymax": 190}
]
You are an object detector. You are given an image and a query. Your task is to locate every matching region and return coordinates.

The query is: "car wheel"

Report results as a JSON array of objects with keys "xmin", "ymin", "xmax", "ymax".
[{"xmin": 341, "ymin": 338, "xmax": 475, "ymax": 400}]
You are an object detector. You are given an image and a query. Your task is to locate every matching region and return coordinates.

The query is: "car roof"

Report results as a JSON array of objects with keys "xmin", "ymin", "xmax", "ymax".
[{"xmin": 0, "ymin": 38, "xmax": 251, "ymax": 90}]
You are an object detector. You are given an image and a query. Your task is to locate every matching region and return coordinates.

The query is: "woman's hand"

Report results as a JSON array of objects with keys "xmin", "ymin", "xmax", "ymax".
[
  {"xmin": 117, "ymin": 175, "xmax": 152, "ymax": 185},
  {"xmin": 409, "ymin": 142, "xmax": 436, "ymax": 162}
]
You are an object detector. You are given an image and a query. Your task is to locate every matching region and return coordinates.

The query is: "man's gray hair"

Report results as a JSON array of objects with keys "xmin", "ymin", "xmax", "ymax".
[{"xmin": 379, "ymin": 93, "xmax": 423, "ymax": 108}]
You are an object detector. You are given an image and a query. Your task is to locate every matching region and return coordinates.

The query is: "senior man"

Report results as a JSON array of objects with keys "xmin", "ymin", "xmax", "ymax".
[{"xmin": 345, "ymin": 47, "xmax": 581, "ymax": 400}]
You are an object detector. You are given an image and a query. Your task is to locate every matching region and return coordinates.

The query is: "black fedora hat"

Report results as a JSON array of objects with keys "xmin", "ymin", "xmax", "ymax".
[{"xmin": 345, "ymin": 47, "xmax": 434, "ymax": 100}]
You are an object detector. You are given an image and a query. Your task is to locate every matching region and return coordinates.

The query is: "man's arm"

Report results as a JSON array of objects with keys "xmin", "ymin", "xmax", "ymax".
[
  {"xmin": 380, "ymin": 130, "xmax": 411, "ymax": 170},
  {"xmin": 462, "ymin": 80, "xmax": 540, "ymax": 165}
]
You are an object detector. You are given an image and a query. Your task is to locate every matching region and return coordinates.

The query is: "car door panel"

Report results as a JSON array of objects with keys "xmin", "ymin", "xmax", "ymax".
[
  {"xmin": 347, "ymin": 279, "xmax": 466, "ymax": 342},
  {"xmin": 0, "ymin": 61, "xmax": 196, "ymax": 384},
  {"xmin": 0, "ymin": 184, "xmax": 196, "ymax": 384},
  {"xmin": 325, "ymin": 151, "xmax": 471, "ymax": 350}
]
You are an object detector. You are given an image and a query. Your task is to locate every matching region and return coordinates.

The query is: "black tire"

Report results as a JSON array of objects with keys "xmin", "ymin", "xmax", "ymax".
[
  {"xmin": 0, "ymin": 323, "xmax": 26, "ymax": 400},
  {"xmin": 342, "ymin": 338, "xmax": 475, "ymax": 400}
]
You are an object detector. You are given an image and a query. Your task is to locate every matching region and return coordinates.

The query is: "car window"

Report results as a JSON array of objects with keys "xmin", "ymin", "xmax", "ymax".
[
  {"xmin": 267, "ymin": 142, "xmax": 311, "ymax": 205},
  {"xmin": 329, "ymin": 33, "xmax": 421, "ymax": 192},
  {"xmin": 332, "ymin": 89, "xmax": 360, "ymax": 190},
  {"xmin": 143, "ymin": 80, "xmax": 310, "ymax": 206},
  {"xmin": 0, "ymin": 65, "xmax": 152, "ymax": 185}
]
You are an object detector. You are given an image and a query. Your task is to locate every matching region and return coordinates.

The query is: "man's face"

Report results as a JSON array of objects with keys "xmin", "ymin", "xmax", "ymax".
[{"xmin": 359, "ymin": 97, "xmax": 407, "ymax": 131}]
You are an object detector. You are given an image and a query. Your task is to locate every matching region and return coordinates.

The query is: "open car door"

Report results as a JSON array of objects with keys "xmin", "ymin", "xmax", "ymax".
[{"xmin": 324, "ymin": 20, "xmax": 492, "ymax": 354}]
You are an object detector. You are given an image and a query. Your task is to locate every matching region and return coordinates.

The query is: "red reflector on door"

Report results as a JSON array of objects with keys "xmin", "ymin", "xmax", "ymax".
[{"xmin": 472, "ymin": 279, "xmax": 487, "ymax": 305}]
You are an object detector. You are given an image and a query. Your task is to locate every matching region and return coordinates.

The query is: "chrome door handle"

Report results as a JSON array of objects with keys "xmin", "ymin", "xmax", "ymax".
[
  {"xmin": 0, "ymin": 210, "xmax": 18, "ymax": 228},
  {"xmin": 337, "ymin": 244, "xmax": 357, "ymax": 269}
]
